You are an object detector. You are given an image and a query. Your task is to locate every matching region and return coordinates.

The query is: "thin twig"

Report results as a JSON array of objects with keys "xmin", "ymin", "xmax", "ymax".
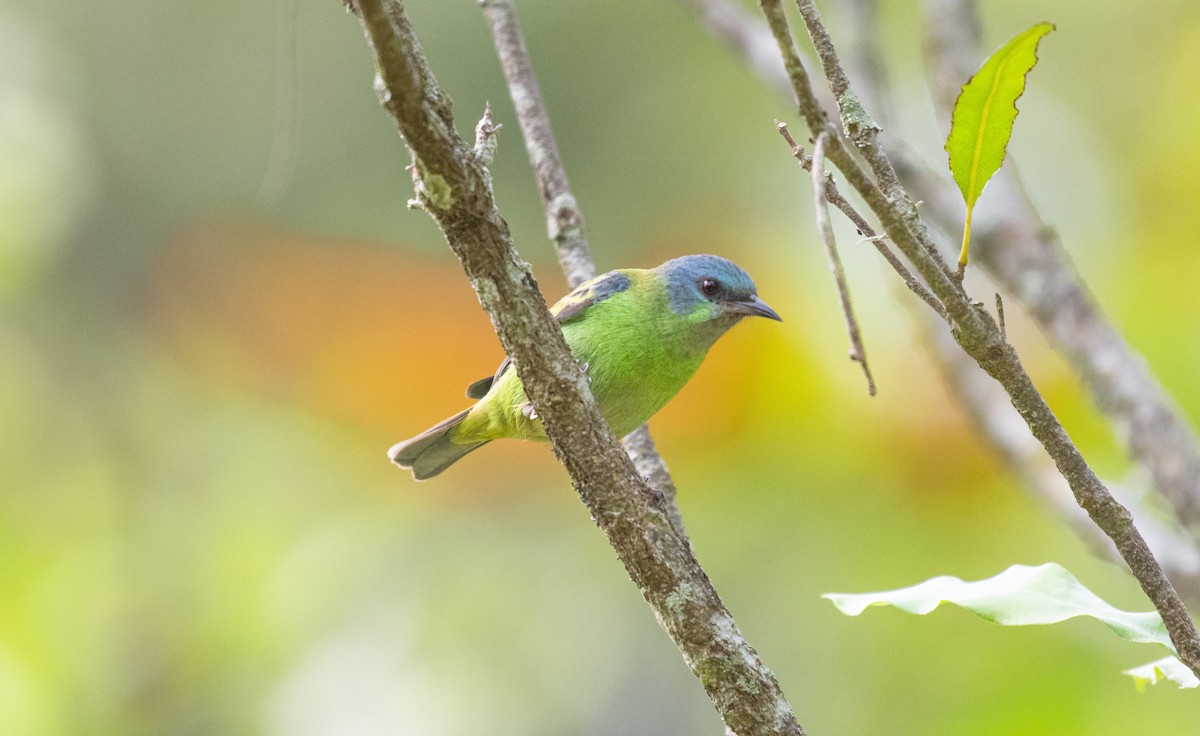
[
  {"xmin": 691, "ymin": 0, "xmax": 956, "ymax": 321},
  {"xmin": 994, "ymin": 292, "xmax": 1005, "ymax": 341},
  {"xmin": 776, "ymin": 121, "xmax": 947, "ymax": 320},
  {"xmin": 809, "ymin": 131, "xmax": 876, "ymax": 395},
  {"xmin": 756, "ymin": 0, "xmax": 828, "ymax": 136},
  {"xmin": 347, "ymin": 1, "xmax": 804, "ymax": 732},
  {"xmin": 479, "ymin": 0, "xmax": 686, "ymax": 538},
  {"xmin": 480, "ymin": 0, "xmax": 594, "ymax": 288}
]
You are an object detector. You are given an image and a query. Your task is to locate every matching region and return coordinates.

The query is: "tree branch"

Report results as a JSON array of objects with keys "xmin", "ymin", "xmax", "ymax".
[
  {"xmin": 917, "ymin": 0, "xmax": 1200, "ymax": 537},
  {"xmin": 791, "ymin": 0, "xmax": 956, "ymax": 282},
  {"xmin": 479, "ymin": 0, "xmax": 685, "ymax": 537},
  {"xmin": 680, "ymin": 0, "xmax": 1200, "ymax": 603},
  {"xmin": 345, "ymin": 1, "xmax": 803, "ymax": 732},
  {"xmin": 480, "ymin": 0, "xmax": 594, "ymax": 288},
  {"xmin": 754, "ymin": 0, "xmax": 1200, "ymax": 674},
  {"xmin": 916, "ymin": 305, "xmax": 1200, "ymax": 599}
]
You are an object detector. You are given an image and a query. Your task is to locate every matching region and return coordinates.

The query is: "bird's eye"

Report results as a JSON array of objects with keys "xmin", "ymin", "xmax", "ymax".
[{"xmin": 699, "ymin": 278, "xmax": 720, "ymax": 298}]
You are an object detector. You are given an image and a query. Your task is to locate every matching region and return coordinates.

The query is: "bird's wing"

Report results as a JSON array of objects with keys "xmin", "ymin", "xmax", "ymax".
[
  {"xmin": 463, "ymin": 270, "xmax": 631, "ymax": 398},
  {"xmin": 549, "ymin": 270, "xmax": 632, "ymax": 323}
]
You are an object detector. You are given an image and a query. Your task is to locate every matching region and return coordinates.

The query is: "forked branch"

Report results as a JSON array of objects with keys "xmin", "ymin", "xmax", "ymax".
[{"xmin": 756, "ymin": 0, "xmax": 1200, "ymax": 673}]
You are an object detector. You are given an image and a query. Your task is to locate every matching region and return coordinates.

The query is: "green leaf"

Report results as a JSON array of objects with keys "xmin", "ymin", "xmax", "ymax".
[
  {"xmin": 824, "ymin": 563, "xmax": 1197, "ymax": 689},
  {"xmin": 945, "ymin": 21, "xmax": 1054, "ymax": 269},
  {"xmin": 1125, "ymin": 657, "xmax": 1200, "ymax": 690}
]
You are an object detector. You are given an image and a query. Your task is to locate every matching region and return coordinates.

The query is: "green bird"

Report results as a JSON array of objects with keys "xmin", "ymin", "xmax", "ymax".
[{"xmin": 389, "ymin": 254, "xmax": 781, "ymax": 480}]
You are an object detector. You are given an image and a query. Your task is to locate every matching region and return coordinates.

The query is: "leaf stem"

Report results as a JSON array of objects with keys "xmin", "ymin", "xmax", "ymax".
[{"xmin": 959, "ymin": 205, "xmax": 973, "ymax": 268}]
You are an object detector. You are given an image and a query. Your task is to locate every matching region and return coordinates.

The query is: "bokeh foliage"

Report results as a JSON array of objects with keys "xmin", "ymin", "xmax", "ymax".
[{"xmin": 1, "ymin": 0, "xmax": 1197, "ymax": 733}]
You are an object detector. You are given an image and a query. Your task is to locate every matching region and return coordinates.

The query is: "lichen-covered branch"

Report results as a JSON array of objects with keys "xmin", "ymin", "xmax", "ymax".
[
  {"xmin": 479, "ymin": 0, "xmax": 685, "ymax": 537},
  {"xmin": 753, "ymin": 0, "xmax": 1200, "ymax": 674},
  {"xmin": 791, "ymin": 0, "xmax": 956, "ymax": 281},
  {"xmin": 345, "ymin": 1, "xmax": 803, "ymax": 732}
]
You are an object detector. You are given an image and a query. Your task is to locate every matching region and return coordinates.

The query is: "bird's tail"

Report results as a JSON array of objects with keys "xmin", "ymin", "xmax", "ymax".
[{"xmin": 388, "ymin": 409, "xmax": 488, "ymax": 480}]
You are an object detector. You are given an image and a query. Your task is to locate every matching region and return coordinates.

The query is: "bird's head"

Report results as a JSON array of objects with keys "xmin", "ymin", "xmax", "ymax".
[{"xmin": 657, "ymin": 255, "xmax": 782, "ymax": 336}]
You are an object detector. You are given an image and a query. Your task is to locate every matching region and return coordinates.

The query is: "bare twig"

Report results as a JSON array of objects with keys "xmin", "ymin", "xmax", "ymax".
[
  {"xmin": 809, "ymin": 131, "xmax": 876, "ymax": 395},
  {"xmin": 693, "ymin": 0, "xmax": 906, "ymax": 264},
  {"xmin": 994, "ymin": 292, "xmax": 1005, "ymax": 341},
  {"xmin": 480, "ymin": 0, "xmax": 685, "ymax": 536},
  {"xmin": 776, "ymin": 121, "xmax": 947, "ymax": 320},
  {"xmin": 756, "ymin": 0, "xmax": 829, "ymax": 136},
  {"xmin": 756, "ymin": 0, "xmax": 1200, "ymax": 674},
  {"xmin": 346, "ymin": 1, "xmax": 803, "ymax": 732}
]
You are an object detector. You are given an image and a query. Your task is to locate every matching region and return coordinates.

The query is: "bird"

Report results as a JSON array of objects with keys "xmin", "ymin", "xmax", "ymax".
[{"xmin": 388, "ymin": 254, "xmax": 782, "ymax": 480}]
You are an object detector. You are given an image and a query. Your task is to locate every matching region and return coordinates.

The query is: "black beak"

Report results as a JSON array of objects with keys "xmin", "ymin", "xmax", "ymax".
[{"xmin": 726, "ymin": 294, "xmax": 782, "ymax": 321}]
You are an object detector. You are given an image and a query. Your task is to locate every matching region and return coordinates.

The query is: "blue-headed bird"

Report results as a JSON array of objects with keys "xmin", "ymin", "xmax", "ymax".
[{"xmin": 389, "ymin": 254, "xmax": 781, "ymax": 479}]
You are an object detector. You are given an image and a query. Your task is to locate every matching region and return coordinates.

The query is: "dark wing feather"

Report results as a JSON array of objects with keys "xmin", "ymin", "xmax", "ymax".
[
  {"xmin": 550, "ymin": 270, "xmax": 632, "ymax": 322},
  {"xmin": 465, "ymin": 357, "xmax": 511, "ymax": 398},
  {"xmin": 462, "ymin": 271, "xmax": 630, "ymax": 398},
  {"xmin": 465, "ymin": 375, "xmax": 495, "ymax": 399}
]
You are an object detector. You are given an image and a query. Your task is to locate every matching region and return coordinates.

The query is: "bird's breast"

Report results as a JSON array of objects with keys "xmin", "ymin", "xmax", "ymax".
[{"xmin": 564, "ymin": 317, "xmax": 708, "ymax": 437}]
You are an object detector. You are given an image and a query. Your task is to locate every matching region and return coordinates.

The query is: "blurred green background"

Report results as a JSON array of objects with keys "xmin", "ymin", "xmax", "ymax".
[{"xmin": 2, "ymin": 0, "xmax": 1198, "ymax": 733}]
